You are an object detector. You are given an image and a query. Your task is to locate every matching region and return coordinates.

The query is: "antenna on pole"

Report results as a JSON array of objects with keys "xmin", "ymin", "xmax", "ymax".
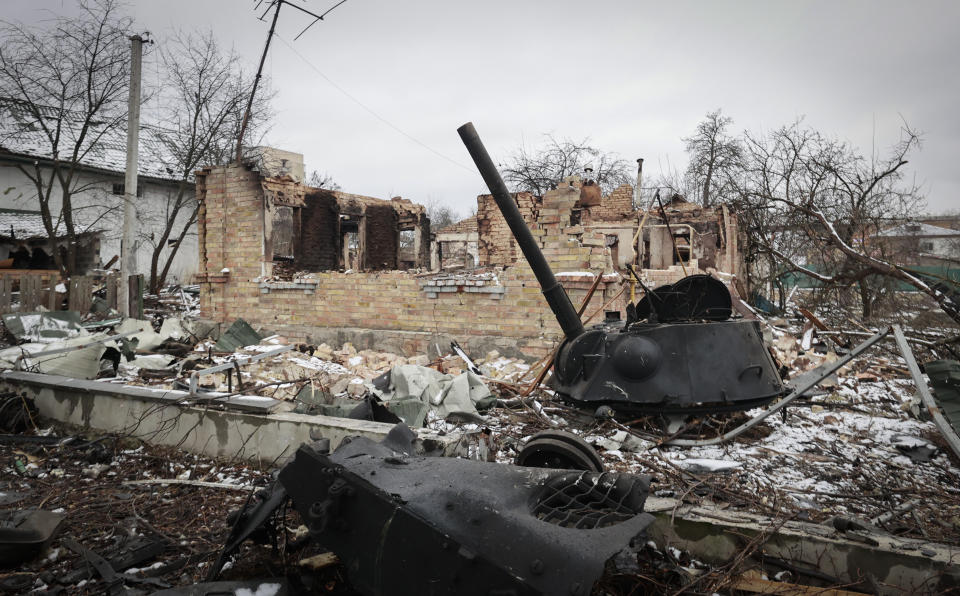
[{"xmin": 235, "ymin": 0, "xmax": 348, "ymax": 163}]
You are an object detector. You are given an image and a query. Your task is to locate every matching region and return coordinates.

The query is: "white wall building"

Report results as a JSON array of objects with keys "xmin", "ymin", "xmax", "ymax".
[
  {"xmin": 0, "ymin": 97, "xmax": 197, "ymax": 284},
  {"xmin": 874, "ymin": 222, "xmax": 960, "ymax": 266}
]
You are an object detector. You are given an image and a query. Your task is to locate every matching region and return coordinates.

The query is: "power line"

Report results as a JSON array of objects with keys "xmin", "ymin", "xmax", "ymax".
[{"xmin": 274, "ymin": 34, "xmax": 475, "ymax": 174}]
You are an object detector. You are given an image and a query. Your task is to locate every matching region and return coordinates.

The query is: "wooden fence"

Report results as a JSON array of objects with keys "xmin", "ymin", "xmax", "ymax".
[{"xmin": 0, "ymin": 271, "xmax": 119, "ymax": 315}]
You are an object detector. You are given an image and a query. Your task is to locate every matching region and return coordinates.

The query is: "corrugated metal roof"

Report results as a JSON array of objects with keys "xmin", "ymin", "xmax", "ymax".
[{"xmin": 214, "ymin": 319, "xmax": 262, "ymax": 352}]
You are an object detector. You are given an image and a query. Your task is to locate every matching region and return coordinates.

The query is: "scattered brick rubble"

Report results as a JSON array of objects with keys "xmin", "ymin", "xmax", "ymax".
[{"xmin": 2, "ymin": 284, "xmax": 960, "ymax": 593}]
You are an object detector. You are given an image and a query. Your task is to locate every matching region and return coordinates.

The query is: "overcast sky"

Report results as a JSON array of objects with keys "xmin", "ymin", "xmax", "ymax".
[{"xmin": 8, "ymin": 0, "xmax": 960, "ymax": 215}]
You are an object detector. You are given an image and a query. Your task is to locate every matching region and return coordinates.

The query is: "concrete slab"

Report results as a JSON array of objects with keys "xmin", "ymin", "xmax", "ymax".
[
  {"xmin": 2, "ymin": 371, "xmax": 456, "ymax": 464},
  {"xmin": 5, "ymin": 371, "xmax": 955, "ymax": 593},
  {"xmin": 645, "ymin": 497, "xmax": 960, "ymax": 594}
]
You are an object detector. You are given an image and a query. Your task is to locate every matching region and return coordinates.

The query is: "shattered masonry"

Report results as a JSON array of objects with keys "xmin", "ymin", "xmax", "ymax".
[
  {"xmin": 457, "ymin": 179, "xmax": 741, "ymax": 285},
  {"xmin": 196, "ymin": 164, "xmax": 741, "ymax": 361},
  {"xmin": 3, "ymin": 158, "xmax": 960, "ymax": 592}
]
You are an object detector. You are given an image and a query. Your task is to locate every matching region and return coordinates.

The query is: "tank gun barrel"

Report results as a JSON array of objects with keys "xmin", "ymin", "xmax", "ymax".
[{"xmin": 457, "ymin": 122, "xmax": 585, "ymax": 340}]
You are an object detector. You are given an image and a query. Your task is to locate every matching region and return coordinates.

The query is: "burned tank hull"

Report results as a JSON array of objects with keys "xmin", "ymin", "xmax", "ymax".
[
  {"xmin": 280, "ymin": 426, "xmax": 654, "ymax": 596},
  {"xmin": 553, "ymin": 319, "xmax": 784, "ymax": 413}
]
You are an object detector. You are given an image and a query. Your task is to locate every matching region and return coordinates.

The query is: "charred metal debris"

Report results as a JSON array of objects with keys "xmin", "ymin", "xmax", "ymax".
[
  {"xmin": 2, "ymin": 125, "xmax": 960, "ymax": 594},
  {"xmin": 204, "ymin": 423, "xmax": 655, "ymax": 596}
]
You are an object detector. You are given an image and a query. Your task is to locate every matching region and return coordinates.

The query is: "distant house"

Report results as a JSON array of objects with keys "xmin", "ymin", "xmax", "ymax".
[
  {"xmin": 873, "ymin": 221, "xmax": 960, "ymax": 266},
  {"xmin": 0, "ymin": 96, "xmax": 197, "ymax": 281}
]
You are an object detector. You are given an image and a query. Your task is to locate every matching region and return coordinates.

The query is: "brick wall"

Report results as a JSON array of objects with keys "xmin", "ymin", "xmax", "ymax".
[
  {"xmin": 582, "ymin": 183, "xmax": 635, "ymax": 222},
  {"xmin": 196, "ymin": 164, "xmax": 266, "ymax": 321},
  {"xmin": 196, "ymin": 164, "xmax": 628, "ymax": 359},
  {"xmin": 473, "ymin": 181, "xmax": 616, "ymax": 273},
  {"xmin": 364, "ymin": 204, "xmax": 398, "ymax": 270},
  {"xmin": 476, "ymin": 191, "xmax": 538, "ymax": 266},
  {"xmin": 298, "ymin": 190, "xmax": 339, "ymax": 271},
  {"xmin": 245, "ymin": 265, "xmax": 625, "ymax": 360}
]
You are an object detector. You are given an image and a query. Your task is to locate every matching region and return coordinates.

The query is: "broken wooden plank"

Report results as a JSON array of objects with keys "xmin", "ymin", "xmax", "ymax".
[
  {"xmin": 68, "ymin": 276, "xmax": 92, "ymax": 313},
  {"xmin": 122, "ymin": 479, "xmax": 252, "ymax": 491},
  {"xmin": 298, "ymin": 552, "xmax": 340, "ymax": 571},
  {"xmin": 46, "ymin": 281, "xmax": 58, "ymax": 311},
  {"xmin": 20, "ymin": 274, "xmax": 41, "ymax": 310},
  {"xmin": 105, "ymin": 272, "xmax": 118, "ymax": 310},
  {"xmin": 798, "ymin": 307, "xmax": 830, "ymax": 331},
  {"xmin": 128, "ymin": 274, "xmax": 144, "ymax": 319},
  {"xmin": 730, "ymin": 569, "xmax": 865, "ymax": 596}
]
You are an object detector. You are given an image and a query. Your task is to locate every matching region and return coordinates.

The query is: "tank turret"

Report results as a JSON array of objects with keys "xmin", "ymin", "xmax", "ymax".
[{"xmin": 458, "ymin": 122, "xmax": 785, "ymax": 413}]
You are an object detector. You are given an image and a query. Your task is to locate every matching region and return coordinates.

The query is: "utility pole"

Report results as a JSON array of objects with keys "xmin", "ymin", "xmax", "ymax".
[
  {"xmin": 236, "ymin": 1, "xmax": 282, "ymax": 163},
  {"xmin": 120, "ymin": 34, "xmax": 144, "ymax": 317},
  {"xmin": 235, "ymin": 0, "xmax": 347, "ymax": 162}
]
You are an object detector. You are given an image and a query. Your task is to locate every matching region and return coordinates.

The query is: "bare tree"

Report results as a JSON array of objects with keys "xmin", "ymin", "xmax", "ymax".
[
  {"xmin": 647, "ymin": 165, "xmax": 694, "ymax": 203},
  {"xmin": 734, "ymin": 120, "xmax": 955, "ymax": 322},
  {"xmin": 683, "ymin": 109, "xmax": 742, "ymax": 207},
  {"xmin": 0, "ymin": 0, "xmax": 132, "ymax": 275},
  {"xmin": 143, "ymin": 30, "xmax": 272, "ymax": 293},
  {"xmin": 501, "ymin": 134, "xmax": 632, "ymax": 197},
  {"xmin": 307, "ymin": 169, "xmax": 340, "ymax": 190},
  {"xmin": 424, "ymin": 196, "xmax": 460, "ymax": 231}
]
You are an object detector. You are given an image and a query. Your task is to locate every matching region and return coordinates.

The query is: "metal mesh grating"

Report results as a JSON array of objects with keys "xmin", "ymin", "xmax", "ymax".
[{"xmin": 531, "ymin": 471, "xmax": 646, "ymax": 529}]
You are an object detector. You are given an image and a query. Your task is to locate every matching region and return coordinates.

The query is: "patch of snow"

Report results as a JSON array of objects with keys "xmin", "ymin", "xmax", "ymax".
[
  {"xmin": 680, "ymin": 459, "xmax": 742, "ymax": 473},
  {"xmin": 286, "ymin": 355, "xmax": 349, "ymax": 374},
  {"xmin": 233, "ymin": 395, "xmax": 276, "ymax": 403},
  {"xmin": 235, "ymin": 582, "xmax": 283, "ymax": 596},
  {"xmin": 891, "ymin": 435, "xmax": 931, "ymax": 449},
  {"xmin": 241, "ymin": 344, "xmax": 282, "ymax": 353}
]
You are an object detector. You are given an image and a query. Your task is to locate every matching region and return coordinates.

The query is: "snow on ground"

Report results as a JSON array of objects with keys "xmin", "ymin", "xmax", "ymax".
[{"xmin": 435, "ymin": 371, "xmax": 960, "ymax": 527}]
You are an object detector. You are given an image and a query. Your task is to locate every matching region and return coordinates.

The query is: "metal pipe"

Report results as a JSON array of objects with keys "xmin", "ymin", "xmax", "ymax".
[
  {"xmin": 664, "ymin": 327, "xmax": 890, "ymax": 447},
  {"xmin": 632, "ymin": 158, "xmax": 644, "ymax": 211},
  {"xmin": 457, "ymin": 122, "xmax": 584, "ymax": 340},
  {"xmin": 892, "ymin": 325, "xmax": 960, "ymax": 461},
  {"xmin": 188, "ymin": 345, "xmax": 294, "ymax": 396}
]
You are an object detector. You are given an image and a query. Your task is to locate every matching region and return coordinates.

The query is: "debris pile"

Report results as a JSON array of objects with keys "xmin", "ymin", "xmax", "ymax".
[
  {"xmin": 2, "ymin": 278, "xmax": 960, "ymax": 593},
  {"xmin": 1, "ymin": 430, "xmax": 273, "ymax": 593}
]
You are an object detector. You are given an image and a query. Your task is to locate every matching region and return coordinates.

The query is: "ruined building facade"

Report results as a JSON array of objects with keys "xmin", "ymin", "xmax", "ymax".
[
  {"xmin": 196, "ymin": 165, "xmax": 742, "ymax": 361},
  {"xmin": 435, "ymin": 176, "xmax": 743, "ymax": 288},
  {"xmin": 232, "ymin": 170, "xmax": 431, "ymax": 278}
]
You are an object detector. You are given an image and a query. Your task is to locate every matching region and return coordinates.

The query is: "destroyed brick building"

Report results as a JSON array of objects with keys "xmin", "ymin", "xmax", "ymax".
[
  {"xmin": 466, "ymin": 177, "xmax": 742, "ymax": 285},
  {"xmin": 3, "ymin": 153, "xmax": 960, "ymax": 594},
  {"xmin": 202, "ymin": 165, "xmax": 430, "ymax": 273},
  {"xmin": 195, "ymin": 161, "xmax": 744, "ymax": 360}
]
